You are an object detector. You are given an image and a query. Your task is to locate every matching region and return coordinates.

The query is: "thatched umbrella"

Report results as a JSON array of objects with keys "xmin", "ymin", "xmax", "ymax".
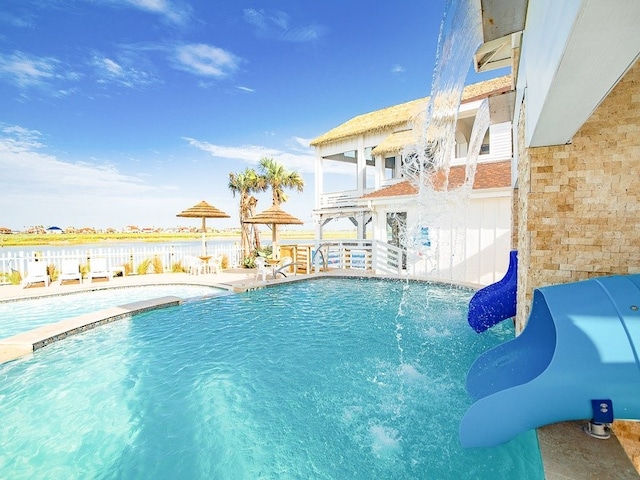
[
  {"xmin": 177, "ymin": 200, "xmax": 230, "ymax": 256},
  {"xmin": 243, "ymin": 204, "xmax": 303, "ymax": 258}
]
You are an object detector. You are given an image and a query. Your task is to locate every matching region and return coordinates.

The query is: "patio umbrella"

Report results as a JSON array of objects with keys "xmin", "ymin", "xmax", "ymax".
[
  {"xmin": 177, "ymin": 200, "xmax": 230, "ymax": 256},
  {"xmin": 243, "ymin": 204, "xmax": 303, "ymax": 258}
]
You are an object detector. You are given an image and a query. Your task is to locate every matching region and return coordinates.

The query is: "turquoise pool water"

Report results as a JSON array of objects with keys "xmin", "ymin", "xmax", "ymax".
[
  {"xmin": 0, "ymin": 284, "xmax": 225, "ymax": 339},
  {"xmin": 0, "ymin": 278, "xmax": 544, "ymax": 479}
]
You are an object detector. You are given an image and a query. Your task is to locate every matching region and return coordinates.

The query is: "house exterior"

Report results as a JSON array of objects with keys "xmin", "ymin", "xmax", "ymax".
[
  {"xmin": 310, "ymin": 76, "xmax": 514, "ymax": 285},
  {"xmin": 471, "ymin": 0, "xmax": 640, "ymax": 460}
]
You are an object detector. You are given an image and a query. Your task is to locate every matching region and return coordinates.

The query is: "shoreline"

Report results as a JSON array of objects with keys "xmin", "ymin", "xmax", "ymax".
[{"xmin": 0, "ymin": 230, "xmax": 355, "ymax": 248}]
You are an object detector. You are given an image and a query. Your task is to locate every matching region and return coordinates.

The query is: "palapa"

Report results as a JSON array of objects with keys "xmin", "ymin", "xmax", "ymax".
[
  {"xmin": 177, "ymin": 200, "xmax": 230, "ymax": 256},
  {"xmin": 243, "ymin": 204, "xmax": 303, "ymax": 258}
]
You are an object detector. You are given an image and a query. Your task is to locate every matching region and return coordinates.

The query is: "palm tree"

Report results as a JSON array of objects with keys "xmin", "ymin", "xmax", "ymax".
[
  {"xmin": 258, "ymin": 157, "xmax": 304, "ymax": 207},
  {"xmin": 228, "ymin": 168, "xmax": 265, "ymax": 256}
]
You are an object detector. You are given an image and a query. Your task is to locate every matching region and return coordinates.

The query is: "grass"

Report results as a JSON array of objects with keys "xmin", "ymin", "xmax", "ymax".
[{"xmin": 0, "ymin": 230, "xmax": 355, "ymax": 247}]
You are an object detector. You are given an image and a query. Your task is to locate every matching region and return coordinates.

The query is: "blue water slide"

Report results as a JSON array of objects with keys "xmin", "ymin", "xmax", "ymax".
[
  {"xmin": 459, "ymin": 274, "xmax": 640, "ymax": 448},
  {"xmin": 467, "ymin": 250, "xmax": 518, "ymax": 332}
]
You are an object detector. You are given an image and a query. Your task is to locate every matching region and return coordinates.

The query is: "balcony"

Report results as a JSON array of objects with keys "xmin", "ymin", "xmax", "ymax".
[{"xmin": 318, "ymin": 189, "xmax": 375, "ymax": 210}]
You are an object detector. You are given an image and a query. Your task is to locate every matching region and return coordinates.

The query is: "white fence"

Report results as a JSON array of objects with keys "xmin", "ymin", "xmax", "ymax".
[
  {"xmin": 1, "ymin": 240, "xmax": 408, "ymax": 284},
  {"xmin": 0, "ymin": 244, "xmax": 243, "ymax": 284},
  {"xmin": 312, "ymin": 240, "xmax": 405, "ymax": 276}
]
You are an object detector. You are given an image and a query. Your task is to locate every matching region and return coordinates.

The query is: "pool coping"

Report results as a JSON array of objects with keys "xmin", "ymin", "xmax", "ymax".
[{"xmin": 0, "ymin": 296, "xmax": 182, "ymax": 364}]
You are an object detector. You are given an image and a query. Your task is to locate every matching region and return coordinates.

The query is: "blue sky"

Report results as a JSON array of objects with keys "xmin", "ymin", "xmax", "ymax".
[{"xmin": 1, "ymin": 0, "xmax": 497, "ymax": 232}]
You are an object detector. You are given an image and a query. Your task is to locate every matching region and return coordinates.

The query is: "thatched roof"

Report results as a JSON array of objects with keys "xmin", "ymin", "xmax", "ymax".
[
  {"xmin": 243, "ymin": 204, "xmax": 303, "ymax": 225},
  {"xmin": 371, "ymin": 129, "xmax": 418, "ymax": 157},
  {"xmin": 177, "ymin": 200, "xmax": 230, "ymax": 219},
  {"xmin": 310, "ymin": 75, "xmax": 512, "ymax": 147}
]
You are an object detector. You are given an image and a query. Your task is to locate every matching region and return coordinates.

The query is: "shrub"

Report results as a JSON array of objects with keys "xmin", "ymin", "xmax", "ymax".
[
  {"xmin": 242, "ymin": 256, "xmax": 255, "ymax": 268},
  {"xmin": 2, "ymin": 271, "xmax": 22, "ymax": 285},
  {"xmin": 242, "ymin": 247, "xmax": 273, "ymax": 269},
  {"xmin": 47, "ymin": 264, "xmax": 58, "ymax": 282},
  {"xmin": 137, "ymin": 258, "xmax": 152, "ymax": 275},
  {"xmin": 171, "ymin": 261, "xmax": 185, "ymax": 273},
  {"xmin": 122, "ymin": 262, "xmax": 133, "ymax": 275},
  {"xmin": 152, "ymin": 255, "xmax": 163, "ymax": 274}
]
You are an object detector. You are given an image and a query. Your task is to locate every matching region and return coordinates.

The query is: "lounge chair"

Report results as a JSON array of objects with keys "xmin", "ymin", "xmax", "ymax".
[
  {"xmin": 209, "ymin": 254, "xmax": 223, "ymax": 274},
  {"xmin": 58, "ymin": 259, "xmax": 82, "ymax": 285},
  {"xmin": 272, "ymin": 256, "xmax": 295, "ymax": 279},
  {"xmin": 254, "ymin": 257, "xmax": 269, "ymax": 281},
  {"xmin": 185, "ymin": 256, "xmax": 205, "ymax": 275},
  {"xmin": 22, "ymin": 261, "xmax": 50, "ymax": 288},
  {"xmin": 88, "ymin": 258, "xmax": 110, "ymax": 282}
]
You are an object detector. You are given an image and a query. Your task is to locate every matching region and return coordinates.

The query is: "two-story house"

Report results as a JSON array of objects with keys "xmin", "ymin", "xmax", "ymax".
[{"xmin": 310, "ymin": 75, "xmax": 514, "ymax": 285}]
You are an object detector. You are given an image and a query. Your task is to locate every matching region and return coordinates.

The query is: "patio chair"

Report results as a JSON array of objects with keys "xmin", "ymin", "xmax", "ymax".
[
  {"xmin": 185, "ymin": 256, "xmax": 205, "ymax": 275},
  {"xmin": 22, "ymin": 261, "xmax": 50, "ymax": 288},
  {"xmin": 88, "ymin": 257, "xmax": 111, "ymax": 282},
  {"xmin": 58, "ymin": 259, "xmax": 82, "ymax": 285},
  {"xmin": 272, "ymin": 256, "xmax": 295, "ymax": 279},
  {"xmin": 254, "ymin": 257, "xmax": 269, "ymax": 282},
  {"xmin": 209, "ymin": 254, "xmax": 223, "ymax": 274}
]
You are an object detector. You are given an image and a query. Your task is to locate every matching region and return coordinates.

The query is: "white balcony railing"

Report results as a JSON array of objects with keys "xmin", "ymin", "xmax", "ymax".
[{"xmin": 318, "ymin": 189, "xmax": 374, "ymax": 209}]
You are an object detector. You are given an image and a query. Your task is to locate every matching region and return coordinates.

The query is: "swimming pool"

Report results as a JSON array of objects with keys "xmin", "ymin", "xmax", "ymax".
[
  {"xmin": 0, "ymin": 284, "xmax": 226, "ymax": 339},
  {"xmin": 0, "ymin": 277, "xmax": 544, "ymax": 479}
]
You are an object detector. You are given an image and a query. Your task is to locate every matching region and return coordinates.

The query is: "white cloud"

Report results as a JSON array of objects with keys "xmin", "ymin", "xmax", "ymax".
[
  {"xmin": 102, "ymin": 58, "xmax": 123, "ymax": 76},
  {"xmin": 173, "ymin": 44, "xmax": 241, "ymax": 78},
  {"xmin": 0, "ymin": 12, "xmax": 33, "ymax": 28},
  {"xmin": 0, "ymin": 51, "xmax": 58, "ymax": 87},
  {"xmin": 183, "ymin": 136, "xmax": 351, "ymax": 175},
  {"xmin": 236, "ymin": 86, "xmax": 255, "ymax": 93},
  {"xmin": 0, "ymin": 125, "xmax": 156, "ymax": 195},
  {"xmin": 120, "ymin": 0, "xmax": 191, "ymax": 25},
  {"xmin": 92, "ymin": 54, "xmax": 158, "ymax": 88},
  {"xmin": 391, "ymin": 64, "xmax": 406, "ymax": 75},
  {"xmin": 243, "ymin": 8, "xmax": 326, "ymax": 43},
  {"xmin": 0, "ymin": 124, "xmax": 190, "ymax": 229},
  {"xmin": 0, "ymin": 51, "xmax": 82, "ymax": 93}
]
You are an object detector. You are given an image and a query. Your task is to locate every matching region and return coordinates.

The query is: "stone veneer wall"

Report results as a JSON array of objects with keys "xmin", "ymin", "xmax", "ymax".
[
  {"xmin": 515, "ymin": 58, "xmax": 640, "ymax": 330},
  {"xmin": 515, "ymin": 58, "xmax": 640, "ymax": 469}
]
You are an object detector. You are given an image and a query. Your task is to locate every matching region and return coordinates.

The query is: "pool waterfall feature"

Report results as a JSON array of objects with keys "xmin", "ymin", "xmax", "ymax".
[{"xmin": 396, "ymin": 0, "xmax": 492, "ymax": 282}]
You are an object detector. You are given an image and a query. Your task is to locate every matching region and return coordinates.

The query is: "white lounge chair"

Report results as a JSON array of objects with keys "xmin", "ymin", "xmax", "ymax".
[
  {"xmin": 272, "ymin": 256, "xmax": 295, "ymax": 279},
  {"xmin": 22, "ymin": 261, "xmax": 50, "ymax": 288},
  {"xmin": 254, "ymin": 257, "xmax": 269, "ymax": 281},
  {"xmin": 88, "ymin": 258, "xmax": 110, "ymax": 282},
  {"xmin": 59, "ymin": 259, "xmax": 82, "ymax": 285},
  {"xmin": 185, "ymin": 256, "xmax": 205, "ymax": 275},
  {"xmin": 209, "ymin": 254, "xmax": 223, "ymax": 274}
]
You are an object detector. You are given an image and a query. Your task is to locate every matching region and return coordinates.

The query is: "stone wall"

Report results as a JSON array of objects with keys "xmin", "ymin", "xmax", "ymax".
[{"xmin": 515, "ymin": 59, "xmax": 640, "ymax": 330}]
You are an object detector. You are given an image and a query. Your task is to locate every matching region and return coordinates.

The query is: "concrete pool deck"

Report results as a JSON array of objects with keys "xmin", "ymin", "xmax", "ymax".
[{"xmin": 0, "ymin": 268, "xmax": 638, "ymax": 479}]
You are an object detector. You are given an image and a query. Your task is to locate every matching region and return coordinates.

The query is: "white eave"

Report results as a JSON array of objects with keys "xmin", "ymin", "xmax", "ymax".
[{"xmin": 521, "ymin": 0, "xmax": 640, "ymax": 147}]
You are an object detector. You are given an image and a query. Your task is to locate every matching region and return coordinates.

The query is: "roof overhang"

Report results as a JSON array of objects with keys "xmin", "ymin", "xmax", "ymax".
[
  {"xmin": 522, "ymin": 0, "xmax": 640, "ymax": 147},
  {"xmin": 474, "ymin": 0, "xmax": 528, "ymax": 73}
]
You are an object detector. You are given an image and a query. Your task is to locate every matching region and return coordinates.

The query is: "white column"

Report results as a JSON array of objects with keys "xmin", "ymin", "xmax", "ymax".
[
  {"xmin": 356, "ymin": 137, "xmax": 366, "ymax": 195},
  {"xmin": 374, "ymin": 154, "xmax": 384, "ymax": 189},
  {"xmin": 314, "ymin": 152, "xmax": 324, "ymax": 209}
]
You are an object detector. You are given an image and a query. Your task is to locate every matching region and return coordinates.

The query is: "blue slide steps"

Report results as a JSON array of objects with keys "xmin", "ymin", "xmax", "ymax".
[
  {"xmin": 468, "ymin": 250, "xmax": 518, "ymax": 332},
  {"xmin": 459, "ymin": 273, "xmax": 640, "ymax": 448}
]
